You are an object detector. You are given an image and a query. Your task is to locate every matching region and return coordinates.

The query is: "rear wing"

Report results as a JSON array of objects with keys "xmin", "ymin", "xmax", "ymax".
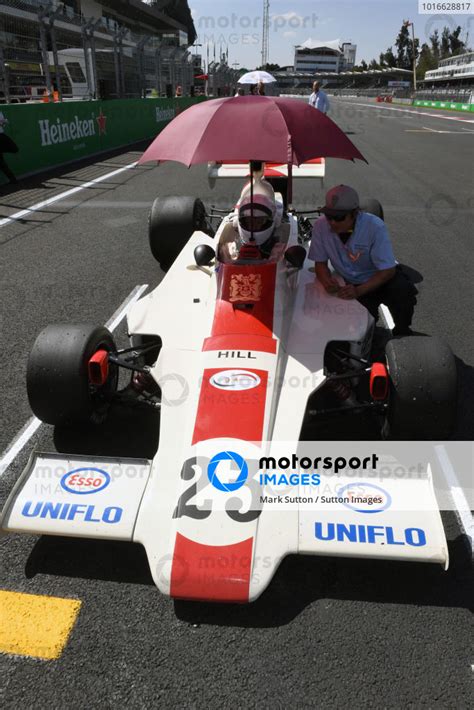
[{"xmin": 208, "ymin": 158, "xmax": 325, "ymax": 181}]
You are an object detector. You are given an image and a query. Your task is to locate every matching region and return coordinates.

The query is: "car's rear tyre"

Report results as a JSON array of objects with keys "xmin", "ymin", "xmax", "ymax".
[
  {"xmin": 149, "ymin": 196, "xmax": 207, "ymax": 271},
  {"xmin": 27, "ymin": 324, "xmax": 118, "ymax": 426},
  {"xmin": 361, "ymin": 198, "xmax": 384, "ymax": 220},
  {"xmin": 384, "ymin": 336, "xmax": 457, "ymax": 439}
]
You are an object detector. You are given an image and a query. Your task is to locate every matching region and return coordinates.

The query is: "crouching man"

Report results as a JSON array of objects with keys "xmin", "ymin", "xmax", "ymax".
[{"xmin": 309, "ymin": 185, "xmax": 417, "ymax": 336}]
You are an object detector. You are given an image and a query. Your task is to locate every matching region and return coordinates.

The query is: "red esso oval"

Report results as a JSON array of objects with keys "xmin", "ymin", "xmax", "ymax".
[{"xmin": 61, "ymin": 468, "xmax": 110, "ymax": 495}]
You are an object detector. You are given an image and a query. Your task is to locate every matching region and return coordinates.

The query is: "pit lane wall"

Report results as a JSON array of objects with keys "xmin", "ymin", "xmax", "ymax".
[{"xmin": 0, "ymin": 97, "xmax": 206, "ymax": 185}]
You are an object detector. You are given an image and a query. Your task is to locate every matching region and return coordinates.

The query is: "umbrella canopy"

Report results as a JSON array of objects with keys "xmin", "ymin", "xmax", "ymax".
[
  {"xmin": 238, "ymin": 70, "xmax": 276, "ymax": 84},
  {"xmin": 139, "ymin": 95, "xmax": 366, "ymax": 167}
]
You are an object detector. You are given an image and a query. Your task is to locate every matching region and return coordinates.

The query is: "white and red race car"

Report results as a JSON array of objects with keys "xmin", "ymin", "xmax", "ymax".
[{"xmin": 1, "ymin": 182, "xmax": 458, "ymax": 602}]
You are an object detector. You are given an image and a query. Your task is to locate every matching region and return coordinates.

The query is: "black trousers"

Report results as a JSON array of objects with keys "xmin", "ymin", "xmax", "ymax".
[
  {"xmin": 0, "ymin": 133, "xmax": 18, "ymax": 183},
  {"xmin": 0, "ymin": 154, "xmax": 16, "ymax": 183},
  {"xmin": 355, "ymin": 267, "xmax": 418, "ymax": 335}
]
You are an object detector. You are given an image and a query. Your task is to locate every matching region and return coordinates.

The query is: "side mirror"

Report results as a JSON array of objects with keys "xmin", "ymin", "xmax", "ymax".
[
  {"xmin": 285, "ymin": 245, "xmax": 306, "ymax": 269},
  {"xmin": 194, "ymin": 244, "xmax": 216, "ymax": 267}
]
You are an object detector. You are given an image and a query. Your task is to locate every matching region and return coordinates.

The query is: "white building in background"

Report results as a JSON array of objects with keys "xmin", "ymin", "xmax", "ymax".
[
  {"xmin": 342, "ymin": 42, "xmax": 357, "ymax": 71},
  {"xmin": 294, "ymin": 39, "xmax": 357, "ymax": 73},
  {"xmin": 424, "ymin": 51, "xmax": 474, "ymax": 84}
]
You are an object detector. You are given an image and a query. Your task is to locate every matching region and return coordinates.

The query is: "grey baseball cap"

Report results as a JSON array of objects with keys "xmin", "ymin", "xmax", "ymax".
[{"xmin": 321, "ymin": 185, "xmax": 360, "ymax": 215}]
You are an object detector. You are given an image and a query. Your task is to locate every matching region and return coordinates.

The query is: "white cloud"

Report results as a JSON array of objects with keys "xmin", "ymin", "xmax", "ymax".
[
  {"xmin": 283, "ymin": 31, "xmax": 297, "ymax": 38},
  {"xmin": 271, "ymin": 11, "xmax": 303, "ymax": 21}
]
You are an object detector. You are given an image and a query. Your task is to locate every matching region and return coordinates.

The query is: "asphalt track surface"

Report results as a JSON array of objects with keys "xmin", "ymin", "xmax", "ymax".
[{"xmin": 0, "ymin": 98, "xmax": 473, "ymax": 708}]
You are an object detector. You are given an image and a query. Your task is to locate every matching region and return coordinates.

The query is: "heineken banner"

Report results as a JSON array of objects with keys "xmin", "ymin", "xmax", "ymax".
[{"xmin": 0, "ymin": 97, "xmax": 206, "ymax": 184}]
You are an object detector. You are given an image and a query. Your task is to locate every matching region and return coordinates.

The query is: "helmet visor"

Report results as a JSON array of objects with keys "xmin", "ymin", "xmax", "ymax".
[
  {"xmin": 239, "ymin": 214, "xmax": 273, "ymax": 232},
  {"xmin": 238, "ymin": 202, "xmax": 274, "ymax": 233}
]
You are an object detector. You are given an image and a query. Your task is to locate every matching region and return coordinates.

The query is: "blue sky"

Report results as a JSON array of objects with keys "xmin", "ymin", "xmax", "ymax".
[{"xmin": 189, "ymin": 0, "xmax": 473, "ymax": 69}]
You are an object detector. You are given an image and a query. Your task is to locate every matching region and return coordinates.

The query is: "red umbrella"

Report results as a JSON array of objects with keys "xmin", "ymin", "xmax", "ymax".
[{"xmin": 138, "ymin": 95, "xmax": 366, "ymax": 167}]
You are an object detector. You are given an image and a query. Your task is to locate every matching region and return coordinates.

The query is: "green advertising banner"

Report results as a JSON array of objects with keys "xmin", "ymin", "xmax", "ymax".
[
  {"xmin": 0, "ymin": 97, "xmax": 206, "ymax": 185},
  {"xmin": 413, "ymin": 100, "xmax": 474, "ymax": 113}
]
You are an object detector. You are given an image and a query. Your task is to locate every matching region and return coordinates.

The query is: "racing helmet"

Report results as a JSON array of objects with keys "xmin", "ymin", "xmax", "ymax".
[{"xmin": 237, "ymin": 190, "xmax": 276, "ymax": 246}]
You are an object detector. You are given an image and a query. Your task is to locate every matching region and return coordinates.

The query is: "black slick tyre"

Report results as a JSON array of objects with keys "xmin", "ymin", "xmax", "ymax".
[
  {"xmin": 27, "ymin": 324, "xmax": 118, "ymax": 426},
  {"xmin": 384, "ymin": 336, "xmax": 457, "ymax": 439},
  {"xmin": 361, "ymin": 198, "xmax": 384, "ymax": 220},
  {"xmin": 149, "ymin": 196, "xmax": 207, "ymax": 271}
]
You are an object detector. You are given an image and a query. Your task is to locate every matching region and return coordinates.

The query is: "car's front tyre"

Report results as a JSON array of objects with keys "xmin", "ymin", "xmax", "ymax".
[
  {"xmin": 383, "ymin": 335, "xmax": 457, "ymax": 439},
  {"xmin": 27, "ymin": 324, "xmax": 118, "ymax": 426}
]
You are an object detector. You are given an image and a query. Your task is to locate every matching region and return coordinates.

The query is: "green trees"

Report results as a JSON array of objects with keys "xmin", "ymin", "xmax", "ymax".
[
  {"xmin": 417, "ymin": 25, "xmax": 468, "ymax": 78},
  {"xmin": 362, "ymin": 22, "xmax": 469, "ymax": 77},
  {"xmin": 395, "ymin": 23, "xmax": 419, "ymax": 70},
  {"xmin": 255, "ymin": 63, "xmax": 281, "ymax": 71}
]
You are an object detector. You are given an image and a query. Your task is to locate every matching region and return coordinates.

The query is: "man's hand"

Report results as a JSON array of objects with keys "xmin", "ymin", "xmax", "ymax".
[
  {"xmin": 337, "ymin": 284, "xmax": 359, "ymax": 300},
  {"xmin": 315, "ymin": 262, "xmax": 340, "ymax": 293},
  {"xmin": 323, "ymin": 276, "xmax": 340, "ymax": 294}
]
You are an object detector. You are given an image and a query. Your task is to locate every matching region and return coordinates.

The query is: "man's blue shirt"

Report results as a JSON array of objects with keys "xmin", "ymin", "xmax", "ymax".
[{"xmin": 308, "ymin": 212, "xmax": 396, "ymax": 284}]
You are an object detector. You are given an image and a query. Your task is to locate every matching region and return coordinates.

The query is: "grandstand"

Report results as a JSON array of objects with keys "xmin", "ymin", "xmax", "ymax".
[{"xmin": 274, "ymin": 66, "xmax": 413, "ymax": 95}]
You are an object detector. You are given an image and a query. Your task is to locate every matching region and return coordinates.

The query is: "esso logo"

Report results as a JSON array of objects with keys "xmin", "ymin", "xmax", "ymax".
[
  {"xmin": 210, "ymin": 370, "xmax": 261, "ymax": 391},
  {"xmin": 338, "ymin": 483, "xmax": 392, "ymax": 514},
  {"xmin": 60, "ymin": 468, "xmax": 111, "ymax": 495}
]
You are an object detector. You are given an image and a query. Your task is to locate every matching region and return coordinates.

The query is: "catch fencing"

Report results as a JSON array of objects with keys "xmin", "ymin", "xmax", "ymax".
[{"xmin": 0, "ymin": 0, "xmax": 236, "ymax": 102}]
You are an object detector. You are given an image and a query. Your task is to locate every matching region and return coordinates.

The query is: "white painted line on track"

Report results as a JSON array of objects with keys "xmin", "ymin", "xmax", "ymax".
[
  {"xmin": 0, "ymin": 283, "xmax": 148, "ymax": 479},
  {"xmin": 435, "ymin": 445, "xmax": 474, "ymax": 547},
  {"xmin": 422, "ymin": 126, "xmax": 474, "ymax": 134},
  {"xmin": 0, "ymin": 417, "xmax": 42, "ymax": 480},
  {"xmin": 58, "ymin": 201, "xmax": 152, "ymax": 209},
  {"xmin": 339, "ymin": 100, "xmax": 474, "ymax": 124},
  {"xmin": 0, "ymin": 161, "xmax": 138, "ymax": 229},
  {"xmin": 105, "ymin": 283, "xmax": 148, "ymax": 331}
]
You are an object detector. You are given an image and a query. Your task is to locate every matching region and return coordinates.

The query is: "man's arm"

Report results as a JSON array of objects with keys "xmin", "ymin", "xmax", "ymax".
[
  {"xmin": 338, "ymin": 267, "xmax": 396, "ymax": 300},
  {"xmin": 315, "ymin": 261, "xmax": 340, "ymax": 293}
]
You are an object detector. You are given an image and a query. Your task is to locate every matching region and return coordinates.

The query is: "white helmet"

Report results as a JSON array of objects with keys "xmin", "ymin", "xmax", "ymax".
[{"xmin": 237, "ymin": 191, "xmax": 276, "ymax": 246}]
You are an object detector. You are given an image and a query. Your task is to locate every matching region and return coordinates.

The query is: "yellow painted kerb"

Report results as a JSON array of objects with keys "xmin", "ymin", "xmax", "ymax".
[{"xmin": 0, "ymin": 590, "xmax": 82, "ymax": 660}]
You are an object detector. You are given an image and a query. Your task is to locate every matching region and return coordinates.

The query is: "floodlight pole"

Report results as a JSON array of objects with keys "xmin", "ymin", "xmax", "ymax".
[{"xmin": 410, "ymin": 22, "xmax": 417, "ymax": 91}]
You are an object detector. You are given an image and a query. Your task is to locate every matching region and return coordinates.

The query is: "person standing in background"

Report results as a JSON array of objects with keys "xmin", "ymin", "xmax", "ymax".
[
  {"xmin": 0, "ymin": 112, "xmax": 18, "ymax": 184},
  {"xmin": 308, "ymin": 81, "xmax": 330, "ymax": 114}
]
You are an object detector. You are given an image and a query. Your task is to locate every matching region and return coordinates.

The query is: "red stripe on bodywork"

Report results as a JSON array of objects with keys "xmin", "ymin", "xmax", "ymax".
[
  {"xmin": 203, "ymin": 334, "xmax": 277, "ymax": 354},
  {"xmin": 211, "ymin": 262, "xmax": 277, "ymax": 339},
  {"xmin": 171, "ymin": 533, "xmax": 253, "ymax": 602},
  {"xmin": 192, "ymin": 368, "xmax": 268, "ymax": 444},
  {"xmin": 264, "ymin": 168, "xmax": 286, "ymax": 177}
]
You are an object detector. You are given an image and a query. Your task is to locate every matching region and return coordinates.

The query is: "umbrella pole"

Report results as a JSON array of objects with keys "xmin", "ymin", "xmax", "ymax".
[
  {"xmin": 287, "ymin": 163, "xmax": 293, "ymax": 211},
  {"xmin": 250, "ymin": 162, "xmax": 254, "ymax": 242}
]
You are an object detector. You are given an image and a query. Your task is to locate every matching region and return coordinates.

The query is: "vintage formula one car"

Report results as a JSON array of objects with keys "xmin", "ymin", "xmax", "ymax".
[{"xmin": 1, "ymin": 174, "xmax": 458, "ymax": 602}]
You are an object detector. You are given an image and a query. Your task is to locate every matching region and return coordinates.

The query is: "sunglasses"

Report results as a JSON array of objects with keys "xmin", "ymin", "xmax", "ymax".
[{"xmin": 325, "ymin": 212, "xmax": 350, "ymax": 223}]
